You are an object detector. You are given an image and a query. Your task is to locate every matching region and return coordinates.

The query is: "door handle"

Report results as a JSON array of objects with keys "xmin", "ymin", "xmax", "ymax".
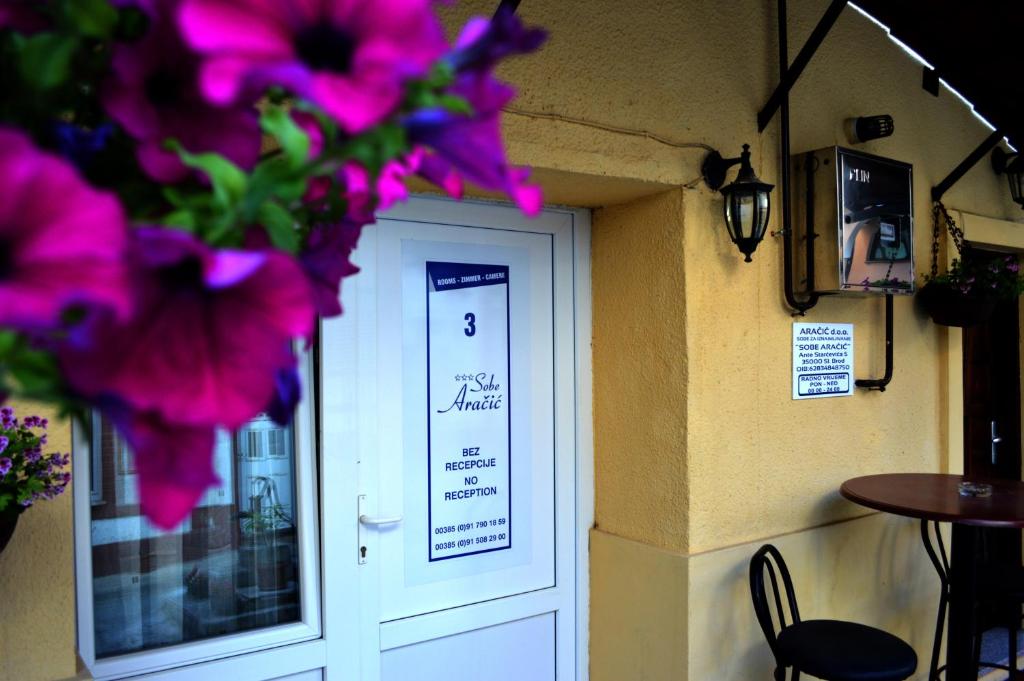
[
  {"xmin": 356, "ymin": 494, "xmax": 401, "ymax": 565},
  {"xmin": 359, "ymin": 514, "xmax": 403, "ymax": 526},
  {"xmin": 991, "ymin": 420, "xmax": 1002, "ymax": 466}
]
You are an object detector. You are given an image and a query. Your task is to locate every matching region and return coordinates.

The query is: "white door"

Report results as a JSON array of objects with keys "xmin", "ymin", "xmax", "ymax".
[{"xmin": 321, "ymin": 197, "xmax": 589, "ymax": 681}]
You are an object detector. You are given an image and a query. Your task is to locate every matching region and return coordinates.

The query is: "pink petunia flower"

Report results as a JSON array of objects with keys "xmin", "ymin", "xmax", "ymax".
[
  {"xmin": 178, "ymin": 0, "xmax": 447, "ymax": 133},
  {"xmin": 0, "ymin": 128, "xmax": 131, "ymax": 330},
  {"xmin": 301, "ymin": 219, "xmax": 365, "ymax": 317},
  {"xmin": 103, "ymin": 0, "xmax": 261, "ymax": 182},
  {"xmin": 0, "ymin": 0, "xmax": 49, "ymax": 33},
  {"xmin": 340, "ymin": 155, "xmax": 416, "ymax": 222},
  {"xmin": 405, "ymin": 9, "xmax": 546, "ymax": 216},
  {"xmin": 60, "ymin": 228, "xmax": 314, "ymax": 431},
  {"xmin": 101, "ymin": 398, "xmax": 218, "ymax": 529}
]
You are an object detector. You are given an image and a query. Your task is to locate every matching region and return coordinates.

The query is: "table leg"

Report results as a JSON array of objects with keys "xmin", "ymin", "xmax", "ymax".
[{"xmin": 947, "ymin": 523, "xmax": 979, "ymax": 681}]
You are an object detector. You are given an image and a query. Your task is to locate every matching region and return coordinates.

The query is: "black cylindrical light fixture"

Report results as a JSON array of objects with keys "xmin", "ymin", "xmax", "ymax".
[
  {"xmin": 702, "ymin": 144, "xmax": 774, "ymax": 262},
  {"xmin": 846, "ymin": 115, "xmax": 894, "ymax": 144}
]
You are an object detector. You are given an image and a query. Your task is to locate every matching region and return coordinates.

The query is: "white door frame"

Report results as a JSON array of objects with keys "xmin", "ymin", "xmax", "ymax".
[{"xmin": 319, "ymin": 195, "xmax": 593, "ymax": 681}]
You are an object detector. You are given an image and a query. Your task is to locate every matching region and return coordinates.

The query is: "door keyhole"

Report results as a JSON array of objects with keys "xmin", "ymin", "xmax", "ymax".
[{"xmin": 360, "ymin": 546, "xmax": 367, "ymax": 559}]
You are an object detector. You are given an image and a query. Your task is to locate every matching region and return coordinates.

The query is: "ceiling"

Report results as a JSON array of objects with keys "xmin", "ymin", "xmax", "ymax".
[{"xmin": 852, "ymin": 0, "xmax": 1024, "ymax": 152}]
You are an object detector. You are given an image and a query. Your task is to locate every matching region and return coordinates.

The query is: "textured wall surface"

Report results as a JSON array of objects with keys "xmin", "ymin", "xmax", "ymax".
[{"xmin": 0, "ymin": 403, "xmax": 78, "ymax": 681}]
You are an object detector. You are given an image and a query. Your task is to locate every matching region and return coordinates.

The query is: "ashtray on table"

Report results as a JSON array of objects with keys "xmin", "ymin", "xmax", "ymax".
[{"xmin": 958, "ymin": 481, "xmax": 993, "ymax": 498}]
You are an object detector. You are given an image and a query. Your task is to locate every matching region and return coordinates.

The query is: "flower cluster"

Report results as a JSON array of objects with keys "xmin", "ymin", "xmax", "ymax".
[
  {"xmin": 0, "ymin": 0, "xmax": 546, "ymax": 527},
  {"xmin": 924, "ymin": 254, "xmax": 1024, "ymax": 300},
  {"xmin": 0, "ymin": 406, "xmax": 70, "ymax": 512}
]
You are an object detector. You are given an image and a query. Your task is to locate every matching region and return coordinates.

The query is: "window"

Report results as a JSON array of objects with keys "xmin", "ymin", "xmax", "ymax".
[{"xmin": 74, "ymin": 357, "xmax": 320, "ymax": 679}]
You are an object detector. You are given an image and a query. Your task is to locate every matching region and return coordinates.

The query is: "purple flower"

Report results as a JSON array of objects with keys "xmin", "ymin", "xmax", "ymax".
[
  {"xmin": 0, "ymin": 436, "xmax": 8, "ymax": 455},
  {"xmin": 0, "ymin": 1, "xmax": 48, "ymax": 33},
  {"xmin": 50, "ymin": 122, "xmax": 116, "ymax": 172},
  {"xmin": 103, "ymin": 0, "xmax": 261, "ymax": 182},
  {"xmin": 101, "ymin": 399, "xmax": 217, "ymax": 529},
  {"xmin": 60, "ymin": 228, "xmax": 314, "ymax": 431},
  {"xmin": 405, "ymin": 12, "xmax": 546, "ymax": 215},
  {"xmin": 300, "ymin": 219, "xmax": 365, "ymax": 318},
  {"xmin": 0, "ymin": 129, "xmax": 131, "ymax": 331},
  {"xmin": 266, "ymin": 360, "xmax": 301, "ymax": 426},
  {"xmin": 444, "ymin": 7, "xmax": 547, "ymax": 74},
  {"xmin": 0, "ymin": 457, "xmax": 11, "ymax": 477},
  {"xmin": 179, "ymin": 0, "xmax": 447, "ymax": 133}
]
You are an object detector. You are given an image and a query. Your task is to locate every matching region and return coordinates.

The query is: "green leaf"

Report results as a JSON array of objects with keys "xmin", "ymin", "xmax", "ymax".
[
  {"xmin": 0, "ymin": 332, "xmax": 19, "ymax": 357},
  {"xmin": 257, "ymin": 202, "xmax": 301, "ymax": 254},
  {"xmin": 8, "ymin": 348, "xmax": 61, "ymax": 397},
  {"xmin": 261, "ymin": 106, "xmax": 311, "ymax": 169},
  {"xmin": 17, "ymin": 32, "xmax": 80, "ymax": 90},
  {"xmin": 438, "ymin": 94, "xmax": 473, "ymax": 116},
  {"xmin": 246, "ymin": 156, "xmax": 308, "ymax": 214},
  {"xmin": 62, "ymin": 0, "xmax": 119, "ymax": 38},
  {"xmin": 160, "ymin": 209, "xmax": 198, "ymax": 232},
  {"xmin": 165, "ymin": 140, "xmax": 248, "ymax": 209}
]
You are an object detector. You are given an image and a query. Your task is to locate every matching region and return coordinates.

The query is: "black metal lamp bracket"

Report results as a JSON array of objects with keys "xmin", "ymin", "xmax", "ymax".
[
  {"xmin": 854, "ymin": 294, "xmax": 894, "ymax": 391},
  {"xmin": 931, "ymin": 130, "xmax": 1004, "ymax": 202},
  {"xmin": 493, "ymin": 0, "xmax": 521, "ymax": 16},
  {"xmin": 757, "ymin": 0, "xmax": 849, "ymax": 133}
]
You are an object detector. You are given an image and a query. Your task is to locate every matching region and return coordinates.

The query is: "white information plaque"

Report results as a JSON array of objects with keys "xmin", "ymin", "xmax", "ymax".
[
  {"xmin": 426, "ymin": 261, "xmax": 511, "ymax": 561},
  {"xmin": 792, "ymin": 322, "xmax": 854, "ymax": 400}
]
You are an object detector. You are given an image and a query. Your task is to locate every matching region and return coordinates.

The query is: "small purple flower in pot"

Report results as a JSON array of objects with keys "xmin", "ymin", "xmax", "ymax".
[{"xmin": 0, "ymin": 457, "xmax": 11, "ymax": 478}]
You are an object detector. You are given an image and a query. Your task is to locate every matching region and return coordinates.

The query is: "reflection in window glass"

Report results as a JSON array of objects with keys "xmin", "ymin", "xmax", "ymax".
[{"xmin": 90, "ymin": 414, "xmax": 301, "ymax": 658}]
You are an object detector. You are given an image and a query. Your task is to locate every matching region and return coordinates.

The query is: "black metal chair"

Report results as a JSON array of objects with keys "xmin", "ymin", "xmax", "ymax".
[
  {"xmin": 749, "ymin": 544, "xmax": 918, "ymax": 681},
  {"xmin": 921, "ymin": 520, "xmax": 1022, "ymax": 680}
]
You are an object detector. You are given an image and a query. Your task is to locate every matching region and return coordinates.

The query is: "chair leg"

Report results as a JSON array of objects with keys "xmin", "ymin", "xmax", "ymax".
[
  {"xmin": 928, "ymin": 585, "xmax": 948, "ymax": 681},
  {"xmin": 973, "ymin": 622, "xmax": 983, "ymax": 676},
  {"xmin": 1010, "ymin": 623, "xmax": 1019, "ymax": 680},
  {"xmin": 773, "ymin": 666, "xmax": 786, "ymax": 681}
]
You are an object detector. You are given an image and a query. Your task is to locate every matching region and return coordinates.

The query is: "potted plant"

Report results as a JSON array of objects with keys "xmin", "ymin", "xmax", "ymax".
[
  {"xmin": 917, "ymin": 203, "xmax": 1024, "ymax": 327},
  {"xmin": 239, "ymin": 499, "xmax": 295, "ymax": 592},
  {"xmin": 0, "ymin": 406, "xmax": 71, "ymax": 554},
  {"xmin": 918, "ymin": 255, "xmax": 1023, "ymax": 327}
]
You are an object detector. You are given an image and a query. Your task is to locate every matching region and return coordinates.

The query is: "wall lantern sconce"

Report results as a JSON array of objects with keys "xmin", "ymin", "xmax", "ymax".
[
  {"xmin": 992, "ymin": 147, "xmax": 1024, "ymax": 209},
  {"xmin": 702, "ymin": 144, "xmax": 775, "ymax": 262}
]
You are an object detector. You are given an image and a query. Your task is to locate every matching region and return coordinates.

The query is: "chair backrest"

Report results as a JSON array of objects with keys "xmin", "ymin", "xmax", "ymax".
[{"xmin": 749, "ymin": 544, "xmax": 801, "ymax": 659}]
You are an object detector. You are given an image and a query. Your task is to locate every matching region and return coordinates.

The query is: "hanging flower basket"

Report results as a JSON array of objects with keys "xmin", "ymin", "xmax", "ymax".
[
  {"xmin": 0, "ymin": 505, "xmax": 22, "ymax": 556},
  {"xmin": 919, "ymin": 203, "xmax": 1024, "ymax": 328},
  {"xmin": 916, "ymin": 282, "xmax": 997, "ymax": 328}
]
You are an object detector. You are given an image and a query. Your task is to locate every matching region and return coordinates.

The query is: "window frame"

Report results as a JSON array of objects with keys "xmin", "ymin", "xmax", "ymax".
[{"xmin": 73, "ymin": 350, "xmax": 322, "ymax": 680}]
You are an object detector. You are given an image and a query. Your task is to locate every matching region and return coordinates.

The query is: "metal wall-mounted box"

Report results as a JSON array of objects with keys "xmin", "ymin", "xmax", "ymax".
[{"xmin": 793, "ymin": 147, "xmax": 914, "ymax": 295}]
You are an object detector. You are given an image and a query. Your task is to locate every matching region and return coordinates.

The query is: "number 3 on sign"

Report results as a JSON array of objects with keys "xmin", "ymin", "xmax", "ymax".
[{"xmin": 464, "ymin": 312, "xmax": 476, "ymax": 337}]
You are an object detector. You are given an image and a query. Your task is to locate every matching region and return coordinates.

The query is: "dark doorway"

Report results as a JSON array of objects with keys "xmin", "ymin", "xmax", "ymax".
[{"xmin": 962, "ymin": 249, "xmax": 1023, "ymax": 630}]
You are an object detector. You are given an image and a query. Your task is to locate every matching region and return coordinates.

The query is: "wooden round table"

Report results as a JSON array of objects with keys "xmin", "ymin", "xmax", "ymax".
[{"xmin": 841, "ymin": 473, "xmax": 1024, "ymax": 681}]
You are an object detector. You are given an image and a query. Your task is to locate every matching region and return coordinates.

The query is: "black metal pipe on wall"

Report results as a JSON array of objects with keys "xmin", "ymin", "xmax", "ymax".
[{"xmin": 777, "ymin": 0, "xmax": 820, "ymax": 315}]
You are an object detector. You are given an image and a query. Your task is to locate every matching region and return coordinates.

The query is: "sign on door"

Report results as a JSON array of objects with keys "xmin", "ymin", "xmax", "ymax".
[{"xmin": 426, "ymin": 262, "xmax": 512, "ymax": 561}]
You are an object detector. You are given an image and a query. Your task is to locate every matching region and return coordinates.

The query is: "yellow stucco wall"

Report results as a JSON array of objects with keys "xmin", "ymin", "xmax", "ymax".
[
  {"xmin": 0, "ymin": 403, "xmax": 78, "ymax": 681},
  {"xmin": 436, "ymin": 0, "xmax": 1023, "ymax": 678},
  {"xmin": 592, "ymin": 189, "xmax": 689, "ymax": 552}
]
